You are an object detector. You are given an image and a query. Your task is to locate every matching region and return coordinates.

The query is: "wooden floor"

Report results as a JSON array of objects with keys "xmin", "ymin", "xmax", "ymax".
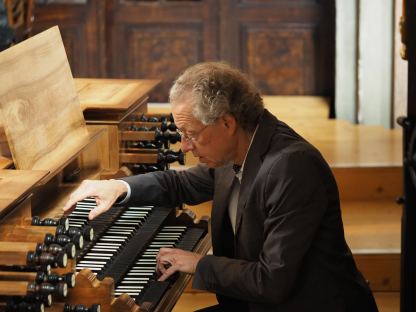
[
  {"xmin": 149, "ymin": 96, "xmax": 403, "ymax": 312},
  {"xmin": 172, "ymin": 292, "xmax": 400, "ymax": 312}
]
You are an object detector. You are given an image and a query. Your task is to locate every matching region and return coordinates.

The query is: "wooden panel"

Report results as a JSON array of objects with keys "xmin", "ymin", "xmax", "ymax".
[
  {"xmin": 0, "ymin": 170, "xmax": 47, "ymax": 217},
  {"xmin": 75, "ymin": 78, "xmax": 159, "ymax": 171},
  {"xmin": 0, "ymin": 123, "xmax": 11, "ymax": 159},
  {"xmin": 263, "ymin": 96, "xmax": 329, "ymax": 120},
  {"xmin": 33, "ymin": 0, "xmax": 105, "ymax": 77},
  {"xmin": 84, "ymin": 124, "xmax": 119, "ymax": 171},
  {"xmin": 220, "ymin": 0, "xmax": 335, "ymax": 101},
  {"xmin": 106, "ymin": 0, "xmax": 220, "ymax": 102},
  {"xmin": 244, "ymin": 25, "xmax": 315, "ymax": 94},
  {"xmin": 0, "ymin": 156, "xmax": 12, "ymax": 169},
  {"xmin": 342, "ymin": 200, "xmax": 401, "ymax": 251},
  {"xmin": 33, "ymin": 0, "xmax": 333, "ymax": 102},
  {"xmin": 75, "ymin": 78, "xmax": 159, "ymax": 111},
  {"xmin": 125, "ymin": 27, "xmax": 201, "ymax": 102},
  {"xmin": 373, "ymin": 292, "xmax": 399, "ymax": 312},
  {"xmin": 0, "ymin": 27, "xmax": 90, "ymax": 172},
  {"xmin": 283, "ymin": 120, "xmax": 402, "ymax": 167},
  {"xmin": 354, "ymin": 254, "xmax": 400, "ymax": 292},
  {"xmin": 334, "ymin": 167, "xmax": 403, "ymax": 201}
]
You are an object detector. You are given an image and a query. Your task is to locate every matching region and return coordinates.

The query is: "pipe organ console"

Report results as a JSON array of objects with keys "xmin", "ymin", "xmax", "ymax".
[
  {"xmin": 0, "ymin": 129, "xmax": 209, "ymax": 312},
  {"xmin": 75, "ymin": 79, "xmax": 184, "ymax": 176},
  {"xmin": 0, "ymin": 28, "xmax": 210, "ymax": 311}
]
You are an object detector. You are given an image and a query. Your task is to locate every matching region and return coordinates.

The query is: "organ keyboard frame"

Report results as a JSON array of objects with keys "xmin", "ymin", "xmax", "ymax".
[{"xmin": 66, "ymin": 200, "xmax": 211, "ymax": 312}]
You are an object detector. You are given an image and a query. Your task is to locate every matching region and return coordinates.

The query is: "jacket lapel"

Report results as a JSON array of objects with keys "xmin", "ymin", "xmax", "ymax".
[
  {"xmin": 211, "ymin": 165, "xmax": 237, "ymax": 256},
  {"xmin": 234, "ymin": 109, "xmax": 277, "ymax": 236}
]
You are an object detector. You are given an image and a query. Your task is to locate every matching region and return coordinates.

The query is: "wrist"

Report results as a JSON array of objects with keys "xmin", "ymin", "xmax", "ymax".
[{"xmin": 113, "ymin": 180, "xmax": 131, "ymax": 205}]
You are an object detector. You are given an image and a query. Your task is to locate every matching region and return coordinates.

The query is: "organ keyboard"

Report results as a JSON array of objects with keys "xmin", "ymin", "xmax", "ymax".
[{"xmin": 63, "ymin": 199, "xmax": 210, "ymax": 312}]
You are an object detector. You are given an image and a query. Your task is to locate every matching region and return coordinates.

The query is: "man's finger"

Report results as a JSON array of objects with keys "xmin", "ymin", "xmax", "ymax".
[
  {"xmin": 158, "ymin": 265, "xmax": 176, "ymax": 282},
  {"xmin": 63, "ymin": 195, "xmax": 84, "ymax": 213},
  {"xmin": 89, "ymin": 200, "xmax": 113, "ymax": 220},
  {"xmin": 156, "ymin": 260, "xmax": 168, "ymax": 275},
  {"xmin": 62, "ymin": 202, "xmax": 75, "ymax": 214},
  {"xmin": 63, "ymin": 188, "xmax": 93, "ymax": 212}
]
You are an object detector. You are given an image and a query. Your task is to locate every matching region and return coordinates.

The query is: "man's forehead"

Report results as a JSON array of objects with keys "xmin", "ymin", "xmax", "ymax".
[{"xmin": 172, "ymin": 102, "xmax": 201, "ymax": 128}]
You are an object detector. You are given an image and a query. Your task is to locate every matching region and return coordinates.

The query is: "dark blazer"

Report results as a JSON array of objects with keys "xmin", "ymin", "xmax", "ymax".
[{"xmin": 122, "ymin": 109, "xmax": 378, "ymax": 312}]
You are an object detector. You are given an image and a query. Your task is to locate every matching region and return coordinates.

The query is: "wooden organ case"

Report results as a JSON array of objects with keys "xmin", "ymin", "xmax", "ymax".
[
  {"xmin": 75, "ymin": 78, "xmax": 184, "ymax": 177},
  {"xmin": 0, "ymin": 27, "xmax": 211, "ymax": 312}
]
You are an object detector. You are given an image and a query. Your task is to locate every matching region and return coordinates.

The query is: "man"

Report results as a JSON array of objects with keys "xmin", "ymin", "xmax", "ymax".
[{"xmin": 64, "ymin": 62, "xmax": 378, "ymax": 311}]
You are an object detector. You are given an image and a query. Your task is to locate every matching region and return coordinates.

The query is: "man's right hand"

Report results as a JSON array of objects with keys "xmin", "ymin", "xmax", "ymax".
[{"xmin": 63, "ymin": 179, "xmax": 128, "ymax": 220}]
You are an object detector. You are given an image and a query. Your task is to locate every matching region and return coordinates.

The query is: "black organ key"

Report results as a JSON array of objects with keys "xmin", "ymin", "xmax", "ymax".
[{"xmin": 67, "ymin": 198, "xmax": 97, "ymax": 228}]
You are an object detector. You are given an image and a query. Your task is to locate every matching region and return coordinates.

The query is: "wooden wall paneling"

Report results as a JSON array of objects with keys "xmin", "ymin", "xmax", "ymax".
[
  {"xmin": 243, "ymin": 23, "xmax": 316, "ymax": 95},
  {"xmin": 33, "ymin": 0, "xmax": 106, "ymax": 77},
  {"xmin": 220, "ymin": 0, "xmax": 335, "ymax": 103},
  {"xmin": 31, "ymin": 0, "xmax": 334, "ymax": 102},
  {"xmin": 105, "ymin": 0, "xmax": 220, "ymax": 102}
]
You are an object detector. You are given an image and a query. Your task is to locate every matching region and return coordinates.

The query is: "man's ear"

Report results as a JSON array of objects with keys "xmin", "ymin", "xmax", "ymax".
[{"xmin": 222, "ymin": 114, "xmax": 237, "ymax": 134}]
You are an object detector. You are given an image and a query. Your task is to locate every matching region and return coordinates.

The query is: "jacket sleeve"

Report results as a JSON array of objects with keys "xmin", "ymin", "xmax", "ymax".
[
  {"xmin": 120, "ymin": 164, "xmax": 215, "ymax": 207},
  {"xmin": 193, "ymin": 151, "xmax": 331, "ymax": 304}
]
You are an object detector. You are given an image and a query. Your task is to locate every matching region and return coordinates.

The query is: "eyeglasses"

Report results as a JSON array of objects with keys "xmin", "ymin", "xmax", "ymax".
[{"xmin": 177, "ymin": 125, "xmax": 209, "ymax": 143}]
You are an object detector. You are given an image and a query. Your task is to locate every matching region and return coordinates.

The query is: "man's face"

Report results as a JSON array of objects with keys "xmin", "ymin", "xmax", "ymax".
[{"xmin": 171, "ymin": 96, "xmax": 237, "ymax": 168}]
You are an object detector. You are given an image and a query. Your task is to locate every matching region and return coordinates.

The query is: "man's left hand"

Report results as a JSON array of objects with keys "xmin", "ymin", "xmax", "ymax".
[{"xmin": 156, "ymin": 248, "xmax": 203, "ymax": 281}]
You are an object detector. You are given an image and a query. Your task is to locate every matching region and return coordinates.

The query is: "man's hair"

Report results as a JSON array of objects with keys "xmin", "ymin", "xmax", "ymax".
[{"xmin": 169, "ymin": 62, "xmax": 264, "ymax": 132}]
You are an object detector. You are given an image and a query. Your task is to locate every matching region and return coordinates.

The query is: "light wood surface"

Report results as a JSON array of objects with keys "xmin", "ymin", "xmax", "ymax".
[
  {"xmin": 263, "ymin": 95, "xmax": 330, "ymax": 120},
  {"xmin": 0, "ymin": 241, "xmax": 39, "ymax": 253},
  {"xmin": 334, "ymin": 167, "xmax": 402, "ymax": 201},
  {"xmin": 0, "ymin": 249, "xmax": 30, "ymax": 266},
  {"xmin": 0, "ymin": 156, "xmax": 12, "ymax": 169},
  {"xmin": 374, "ymin": 292, "xmax": 400, "ymax": 312},
  {"xmin": 0, "ymin": 169, "xmax": 47, "ymax": 218},
  {"xmin": 173, "ymin": 292, "xmax": 217, "ymax": 312},
  {"xmin": 354, "ymin": 253, "xmax": 400, "ymax": 291},
  {"xmin": 343, "ymin": 200, "xmax": 401, "ymax": 252},
  {"xmin": 119, "ymin": 152, "xmax": 158, "ymax": 164},
  {"xmin": 120, "ymin": 130, "xmax": 157, "ymax": 141},
  {"xmin": 0, "ymin": 27, "xmax": 90, "ymax": 173},
  {"xmin": 0, "ymin": 126, "xmax": 10, "ymax": 158},
  {"xmin": 75, "ymin": 78, "xmax": 159, "ymax": 111},
  {"xmin": 0, "ymin": 271, "xmax": 40, "ymax": 282},
  {"xmin": 287, "ymin": 119, "xmax": 402, "ymax": 167},
  {"xmin": 0, "ymin": 281, "xmax": 30, "ymax": 296}
]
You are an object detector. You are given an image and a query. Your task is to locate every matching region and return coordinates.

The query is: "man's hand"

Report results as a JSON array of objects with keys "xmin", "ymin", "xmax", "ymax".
[
  {"xmin": 63, "ymin": 179, "xmax": 128, "ymax": 220},
  {"xmin": 156, "ymin": 248, "xmax": 203, "ymax": 281}
]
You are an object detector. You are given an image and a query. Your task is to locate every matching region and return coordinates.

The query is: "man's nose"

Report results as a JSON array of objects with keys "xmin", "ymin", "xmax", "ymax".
[{"xmin": 181, "ymin": 139, "xmax": 194, "ymax": 153}]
